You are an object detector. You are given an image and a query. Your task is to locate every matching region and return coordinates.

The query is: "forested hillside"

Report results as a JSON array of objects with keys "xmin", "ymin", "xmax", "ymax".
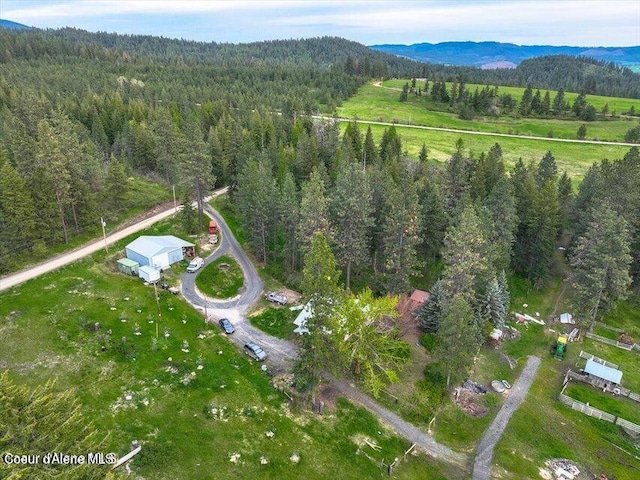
[
  {"xmin": 0, "ymin": 28, "xmax": 420, "ymax": 272},
  {"xmin": 416, "ymin": 55, "xmax": 640, "ymax": 99},
  {"xmin": 1, "ymin": 26, "xmax": 638, "ymax": 323}
]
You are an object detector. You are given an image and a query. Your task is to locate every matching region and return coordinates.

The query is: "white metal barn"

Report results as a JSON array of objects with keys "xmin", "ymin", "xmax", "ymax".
[{"xmin": 125, "ymin": 235, "xmax": 194, "ymax": 270}]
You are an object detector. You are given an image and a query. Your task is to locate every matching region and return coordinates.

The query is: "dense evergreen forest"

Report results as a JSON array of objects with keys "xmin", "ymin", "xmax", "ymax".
[
  {"xmin": 0, "ymin": 27, "xmax": 638, "ymax": 336},
  {"xmin": 416, "ymin": 55, "xmax": 640, "ymax": 99}
]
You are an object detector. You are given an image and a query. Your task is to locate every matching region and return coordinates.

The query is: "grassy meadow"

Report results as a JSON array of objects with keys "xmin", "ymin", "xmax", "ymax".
[
  {"xmin": 0, "ymin": 217, "xmax": 466, "ymax": 480},
  {"xmin": 337, "ymin": 82, "xmax": 639, "ymax": 179},
  {"xmin": 381, "ymin": 79, "xmax": 640, "ymax": 115},
  {"xmin": 341, "ymin": 121, "xmax": 633, "ymax": 179}
]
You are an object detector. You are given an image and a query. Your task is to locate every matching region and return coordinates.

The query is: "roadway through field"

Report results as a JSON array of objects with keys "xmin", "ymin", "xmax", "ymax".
[{"xmin": 315, "ymin": 114, "xmax": 640, "ymax": 147}]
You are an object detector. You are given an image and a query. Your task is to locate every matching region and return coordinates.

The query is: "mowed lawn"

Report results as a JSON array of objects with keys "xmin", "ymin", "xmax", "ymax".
[
  {"xmin": 0, "ymin": 223, "xmax": 465, "ymax": 480},
  {"xmin": 341, "ymin": 121, "xmax": 633, "ymax": 179}
]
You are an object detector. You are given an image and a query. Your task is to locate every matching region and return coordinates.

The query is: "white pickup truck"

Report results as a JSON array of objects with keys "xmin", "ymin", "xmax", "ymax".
[
  {"xmin": 265, "ymin": 291, "xmax": 288, "ymax": 305},
  {"xmin": 186, "ymin": 257, "xmax": 204, "ymax": 273}
]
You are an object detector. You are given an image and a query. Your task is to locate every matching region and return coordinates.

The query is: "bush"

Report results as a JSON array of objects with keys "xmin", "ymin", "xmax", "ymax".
[{"xmin": 624, "ymin": 125, "xmax": 640, "ymax": 143}]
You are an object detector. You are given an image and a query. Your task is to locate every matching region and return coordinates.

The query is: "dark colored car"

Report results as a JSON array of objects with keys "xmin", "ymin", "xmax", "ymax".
[
  {"xmin": 218, "ymin": 318, "xmax": 235, "ymax": 334},
  {"xmin": 243, "ymin": 341, "xmax": 267, "ymax": 361}
]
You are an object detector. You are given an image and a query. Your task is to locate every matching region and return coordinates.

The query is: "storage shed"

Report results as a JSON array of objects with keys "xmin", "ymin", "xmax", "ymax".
[
  {"xmin": 125, "ymin": 235, "xmax": 194, "ymax": 270},
  {"xmin": 584, "ymin": 358, "xmax": 623, "ymax": 387},
  {"xmin": 138, "ymin": 265, "xmax": 161, "ymax": 283},
  {"xmin": 117, "ymin": 258, "xmax": 139, "ymax": 276}
]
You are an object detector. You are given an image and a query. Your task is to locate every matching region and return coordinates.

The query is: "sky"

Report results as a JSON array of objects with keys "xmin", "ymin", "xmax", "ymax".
[{"xmin": 2, "ymin": 0, "xmax": 639, "ymax": 47}]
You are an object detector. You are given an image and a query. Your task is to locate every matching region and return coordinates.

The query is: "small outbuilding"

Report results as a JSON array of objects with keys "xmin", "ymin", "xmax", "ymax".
[
  {"xmin": 560, "ymin": 313, "xmax": 575, "ymax": 324},
  {"xmin": 125, "ymin": 235, "xmax": 194, "ymax": 270},
  {"xmin": 117, "ymin": 258, "xmax": 140, "ymax": 276},
  {"xmin": 584, "ymin": 358, "xmax": 623, "ymax": 388},
  {"xmin": 138, "ymin": 265, "xmax": 161, "ymax": 284},
  {"xmin": 293, "ymin": 302, "xmax": 313, "ymax": 335}
]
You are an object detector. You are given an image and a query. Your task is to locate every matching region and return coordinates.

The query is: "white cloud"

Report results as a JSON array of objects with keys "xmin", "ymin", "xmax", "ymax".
[{"xmin": 2, "ymin": 0, "xmax": 638, "ymax": 46}]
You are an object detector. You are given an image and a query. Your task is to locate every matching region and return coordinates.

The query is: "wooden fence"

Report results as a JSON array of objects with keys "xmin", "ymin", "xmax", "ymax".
[
  {"xmin": 558, "ymin": 392, "xmax": 617, "ymax": 422},
  {"xmin": 559, "ymin": 371, "xmax": 640, "ymax": 434},
  {"xmin": 578, "ymin": 350, "xmax": 619, "ymax": 368},
  {"xmin": 615, "ymin": 417, "xmax": 640, "ymax": 435},
  {"xmin": 584, "ymin": 332, "xmax": 634, "ymax": 351}
]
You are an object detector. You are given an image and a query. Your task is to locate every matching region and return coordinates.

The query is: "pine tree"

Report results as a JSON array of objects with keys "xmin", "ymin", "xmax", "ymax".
[
  {"xmin": 0, "ymin": 372, "xmax": 106, "ymax": 479},
  {"xmin": 519, "ymin": 85, "xmax": 533, "ymax": 116},
  {"xmin": 0, "ymin": 162, "xmax": 37, "ymax": 262},
  {"xmin": 441, "ymin": 204, "xmax": 492, "ymax": 304},
  {"xmin": 570, "ymin": 203, "xmax": 632, "ymax": 327},
  {"xmin": 180, "ymin": 190, "xmax": 197, "ymax": 234},
  {"xmin": 483, "ymin": 177, "xmax": 518, "ymax": 271},
  {"xmin": 498, "ymin": 269, "xmax": 510, "ymax": 310},
  {"xmin": 481, "ymin": 277, "xmax": 507, "ymax": 330},
  {"xmin": 558, "ymin": 171, "xmax": 573, "ymax": 228},
  {"xmin": 552, "ymin": 88, "xmax": 565, "ymax": 116},
  {"xmin": 382, "ymin": 176, "xmax": 421, "ymax": 294},
  {"xmin": 180, "ymin": 115, "xmax": 215, "ymax": 233},
  {"xmin": 236, "ymin": 157, "xmax": 279, "ymax": 263},
  {"xmin": 419, "ymin": 143, "xmax": 428, "ymax": 164},
  {"xmin": 363, "ymin": 126, "xmax": 378, "ymax": 168},
  {"xmin": 279, "ymin": 172, "xmax": 299, "ymax": 272},
  {"xmin": 417, "ymin": 176, "xmax": 447, "ymax": 261},
  {"xmin": 417, "ymin": 279, "xmax": 443, "ymax": 333},
  {"xmin": 331, "ymin": 160, "xmax": 373, "ymax": 289},
  {"xmin": 297, "ymin": 166, "xmax": 332, "ymax": 257},
  {"xmin": 296, "ymin": 232, "xmax": 343, "ymax": 389},
  {"xmin": 105, "ymin": 155, "xmax": 128, "ymax": 213},
  {"xmin": 436, "ymin": 294, "xmax": 479, "ymax": 388}
]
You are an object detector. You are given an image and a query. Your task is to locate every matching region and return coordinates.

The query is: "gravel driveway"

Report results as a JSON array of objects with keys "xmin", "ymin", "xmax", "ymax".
[
  {"xmin": 181, "ymin": 203, "xmax": 297, "ymax": 373},
  {"xmin": 472, "ymin": 355, "xmax": 542, "ymax": 480}
]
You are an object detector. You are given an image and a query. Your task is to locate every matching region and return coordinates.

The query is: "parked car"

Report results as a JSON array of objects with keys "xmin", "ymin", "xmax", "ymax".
[
  {"xmin": 244, "ymin": 341, "xmax": 267, "ymax": 361},
  {"xmin": 218, "ymin": 318, "xmax": 235, "ymax": 334},
  {"xmin": 265, "ymin": 291, "xmax": 288, "ymax": 305},
  {"xmin": 186, "ymin": 257, "xmax": 204, "ymax": 273}
]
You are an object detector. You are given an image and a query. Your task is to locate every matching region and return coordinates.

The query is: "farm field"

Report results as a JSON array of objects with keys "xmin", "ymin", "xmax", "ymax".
[
  {"xmin": 341, "ymin": 121, "xmax": 633, "ymax": 179},
  {"xmin": 0, "ymin": 218, "xmax": 464, "ymax": 480}
]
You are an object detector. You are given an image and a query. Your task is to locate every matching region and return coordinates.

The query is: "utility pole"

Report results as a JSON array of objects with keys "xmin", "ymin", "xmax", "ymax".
[
  {"xmin": 172, "ymin": 185, "xmax": 177, "ymax": 213},
  {"xmin": 153, "ymin": 281, "xmax": 161, "ymax": 339},
  {"xmin": 101, "ymin": 217, "xmax": 108, "ymax": 253}
]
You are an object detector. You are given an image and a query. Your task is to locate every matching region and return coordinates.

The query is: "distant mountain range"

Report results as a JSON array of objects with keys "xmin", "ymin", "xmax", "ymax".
[
  {"xmin": 0, "ymin": 19, "xmax": 32, "ymax": 30},
  {"xmin": 370, "ymin": 41, "xmax": 640, "ymax": 71}
]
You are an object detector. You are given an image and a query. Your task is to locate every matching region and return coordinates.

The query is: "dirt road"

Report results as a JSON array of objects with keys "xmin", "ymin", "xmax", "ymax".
[
  {"xmin": 472, "ymin": 355, "xmax": 542, "ymax": 480},
  {"xmin": 0, "ymin": 189, "xmax": 228, "ymax": 292},
  {"xmin": 180, "ymin": 203, "xmax": 297, "ymax": 373}
]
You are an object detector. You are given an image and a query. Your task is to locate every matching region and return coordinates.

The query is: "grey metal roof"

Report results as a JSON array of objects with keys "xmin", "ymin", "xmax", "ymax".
[
  {"xmin": 585, "ymin": 358, "xmax": 623, "ymax": 384},
  {"xmin": 126, "ymin": 235, "xmax": 194, "ymax": 258}
]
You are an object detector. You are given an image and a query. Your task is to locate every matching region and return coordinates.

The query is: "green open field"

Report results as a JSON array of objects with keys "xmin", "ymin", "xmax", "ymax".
[
  {"xmin": 565, "ymin": 383, "xmax": 640, "ymax": 424},
  {"xmin": 0, "ymin": 217, "xmax": 466, "ymax": 480},
  {"xmin": 381, "ymin": 79, "xmax": 640, "ymax": 114},
  {"xmin": 342, "ymin": 121, "xmax": 633, "ymax": 179},
  {"xmin": 336, "ymin": 82, "xmax": 639, "ymax": 180},
  {"xmin": 340, "ymin": 84, "xmax": 640, "ymax": 143}
]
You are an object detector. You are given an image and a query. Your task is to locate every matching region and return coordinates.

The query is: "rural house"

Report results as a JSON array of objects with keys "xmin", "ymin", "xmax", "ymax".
[{"xmin": 125, "ymin": 235, "xmax": 194, "ymax": 270}]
